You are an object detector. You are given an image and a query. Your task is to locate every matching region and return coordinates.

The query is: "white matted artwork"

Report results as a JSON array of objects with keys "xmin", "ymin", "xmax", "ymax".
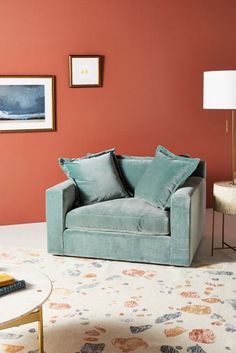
[
  {"xmin": 0, "ymin": 76, "xmax": 55, "ymax": 132},
  {"xmin": 69, "ymin": 55, "xmax": 102, "ymax": 87}
]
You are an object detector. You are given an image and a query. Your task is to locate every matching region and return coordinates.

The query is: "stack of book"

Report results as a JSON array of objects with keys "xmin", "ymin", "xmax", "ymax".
[{"xmin": 0, "ymin": 273, "xmax": 26, "ymax": 296}]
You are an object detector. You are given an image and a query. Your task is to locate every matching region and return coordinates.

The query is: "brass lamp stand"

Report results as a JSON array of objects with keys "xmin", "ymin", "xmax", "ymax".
[
  {"xmin": 211, "ymin": 110, "xmax": 236, "ymax": 254},
  {"xmin": 203, "ymin": 70, "xmax": 236, "ymax": 254},
  {"xmin": 231, "ymin": 110, "xmax": 235, "ymax": 185}
]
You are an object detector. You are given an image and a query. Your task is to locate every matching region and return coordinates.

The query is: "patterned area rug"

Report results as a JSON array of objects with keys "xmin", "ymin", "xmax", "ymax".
[{"xmin": 0, "ymin": 247, "xmax": 235, "ymax": 353}]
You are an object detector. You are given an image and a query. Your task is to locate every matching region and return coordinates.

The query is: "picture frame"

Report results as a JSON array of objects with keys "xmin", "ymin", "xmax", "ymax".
[
  {"xmin": 0, "ymin": 75, "xmax": 55, "ymax": 133},
  {"xmin": 69, "ymin": 55, "xmax": 102, "ymax": 87}
]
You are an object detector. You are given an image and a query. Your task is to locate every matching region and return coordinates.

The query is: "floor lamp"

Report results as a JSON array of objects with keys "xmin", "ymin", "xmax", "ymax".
[
  {"xmin": 203, "ymin": 70, "xmax": 236, "ymax": 185},
  {"xmin": 204, "ymin": 70, "xmax": 236, "ymax": 255}
]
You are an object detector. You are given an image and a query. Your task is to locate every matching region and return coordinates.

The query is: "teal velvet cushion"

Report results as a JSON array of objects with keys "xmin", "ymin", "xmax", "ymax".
[
  {"xmin": 116, "ymin": 155, "xmax": 153, "ymax": 193},
  {"xmin": 66, "ymin": 198, "xmax": 170, "ymax": 235},
  {"xmin": 59, "ymin": 149, "xmax": 129, "ymax": 205},
  {"xmin": 135, "ymin": 145, "xmax": 200, "ymax": 209}
]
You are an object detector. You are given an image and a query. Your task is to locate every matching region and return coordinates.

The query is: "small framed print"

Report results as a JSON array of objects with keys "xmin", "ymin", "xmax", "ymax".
[
  {"xmin": 69, "ymin": 55, "xmax": 102, "ymax": 87},
  {"xmin": 0, "ymin": 75, "xmax": 55, "ymax": 133}
]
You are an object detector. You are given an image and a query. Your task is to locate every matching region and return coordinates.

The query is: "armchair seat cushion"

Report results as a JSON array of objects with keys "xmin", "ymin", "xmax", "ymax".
[{"xmin": 66, "ymin": 198, "xmax": 170, "ymax": 235}]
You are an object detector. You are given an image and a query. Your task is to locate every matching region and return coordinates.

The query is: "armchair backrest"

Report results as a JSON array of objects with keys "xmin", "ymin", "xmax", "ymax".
[{"xmin": 116, "ymin": 155, "xmax": 206, "ymax": 194}]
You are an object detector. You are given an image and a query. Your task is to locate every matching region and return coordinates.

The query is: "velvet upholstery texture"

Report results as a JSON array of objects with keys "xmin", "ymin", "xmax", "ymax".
[
  {"xmin": 115, "ymin": 155, "xmax": 153, "ymax": 194},
  {"xmin": 59, "ymin": 150, "xmax": 129, "ymax": 206},
  {"xmin": 47, "ymin": 154, "xmax": 206, "ymax": 266},
  {"xmin": 46, "ymin": 179, "xmax": 76, "ymax": 254},
  {"xmin": 66, "ymin": 198, "xmax": 170, "ymax": 235},
  {"xmin": 135, "ymin": 146, "xmax": 200, "ymax": 209},
  {"xmin": 63, "ymin": 229, "xmax": 171, "ymax": 264}
]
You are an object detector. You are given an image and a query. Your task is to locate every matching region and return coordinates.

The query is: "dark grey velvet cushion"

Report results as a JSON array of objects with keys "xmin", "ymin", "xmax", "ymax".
[{"xmin": 59, "ymin": 149, "xmax": 129, "ymax": 205}]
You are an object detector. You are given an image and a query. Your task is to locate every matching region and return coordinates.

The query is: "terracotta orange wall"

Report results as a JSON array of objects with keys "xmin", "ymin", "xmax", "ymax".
[{"xmin": 0, "ymin": 0, "xmax": 235, "ymax": 225}]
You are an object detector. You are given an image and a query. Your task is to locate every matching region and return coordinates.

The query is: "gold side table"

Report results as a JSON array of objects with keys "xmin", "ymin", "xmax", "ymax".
[
  {"xmin": 0, "ymin": 264, "xmax": 52, "ymax": 353},
  {"xmin": 212, "ymin": 181, "xmax": 236, "ymax": 255}
]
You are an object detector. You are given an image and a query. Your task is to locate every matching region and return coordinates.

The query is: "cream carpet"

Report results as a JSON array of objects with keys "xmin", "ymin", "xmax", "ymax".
[{"xmin": 0, "ymin": 247, "xmax": 235, "ymax": 353}]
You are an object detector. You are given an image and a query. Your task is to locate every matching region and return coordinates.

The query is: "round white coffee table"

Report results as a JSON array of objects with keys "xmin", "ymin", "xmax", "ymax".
[{"xmin": 0, "ymin": 264, "xmax": 52, "ymax": 353}]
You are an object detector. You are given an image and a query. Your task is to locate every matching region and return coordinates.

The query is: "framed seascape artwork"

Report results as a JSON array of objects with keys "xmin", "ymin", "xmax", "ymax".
[
  {"xmin": 69, "ymin": 55, "xmax": 102, "ymax": 87},
  {"xmin": 0, "ymin": 76, "xmax": 55, "ymax": 132}
]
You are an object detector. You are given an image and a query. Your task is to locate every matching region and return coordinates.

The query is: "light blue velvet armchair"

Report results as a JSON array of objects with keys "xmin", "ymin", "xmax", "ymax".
[{"xmin": 46, "ymin": 155, "xmax": 206, "ymax": 266}]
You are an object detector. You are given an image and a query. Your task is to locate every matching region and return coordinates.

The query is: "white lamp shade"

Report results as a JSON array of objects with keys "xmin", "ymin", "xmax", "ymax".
[{"xmin": 203, "ymin": 70, "xmax": 236, "ymax": 109}]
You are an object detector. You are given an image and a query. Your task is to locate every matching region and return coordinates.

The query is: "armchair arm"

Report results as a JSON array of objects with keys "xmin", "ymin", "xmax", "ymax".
[
  {"xmin": 46, "ymin": 179, "xmax": 76, "ymax": 254},
  {"xmin": 170, "ymin": 176, "xmax": 206, "ymax": 266}
]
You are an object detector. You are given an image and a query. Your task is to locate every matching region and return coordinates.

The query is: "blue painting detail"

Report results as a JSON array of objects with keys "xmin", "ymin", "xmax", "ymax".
[{"xmin": 0, "ymin": 85, "xmax": 45, "ymax": 120}]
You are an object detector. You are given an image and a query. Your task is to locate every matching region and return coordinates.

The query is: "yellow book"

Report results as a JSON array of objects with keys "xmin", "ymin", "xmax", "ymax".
[{"xmin": 0, "ymin": 273, "xmax": 16, "ymax": 287}]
